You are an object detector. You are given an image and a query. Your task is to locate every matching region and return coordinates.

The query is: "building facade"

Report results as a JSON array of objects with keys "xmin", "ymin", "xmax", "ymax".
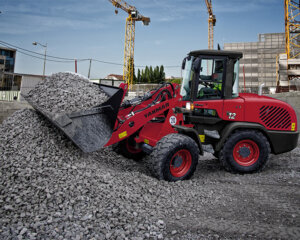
[
  {"xmin": 224, "ymin": 33, "xmax": 286, "ymax": 93},
  {"xmin": 0, "ymin": 47, "xmax": 16, "ymax": 73}
]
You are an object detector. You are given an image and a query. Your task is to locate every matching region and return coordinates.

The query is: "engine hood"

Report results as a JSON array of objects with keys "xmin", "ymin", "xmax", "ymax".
[{"xmin": 238, "ymin": 93, "xmax": 298, "ymax": 132}]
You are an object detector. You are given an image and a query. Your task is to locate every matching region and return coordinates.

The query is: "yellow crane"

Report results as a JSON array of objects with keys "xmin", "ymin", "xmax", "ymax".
[
  {"xmin": 205, "ymin": 0, "xmax": 216, "ymax": 49},
  {"xmin": 285, "ymin": 0, "xmax": 300, "ymax": 59},
  {"xmin": 108, "ymin": 0, "xmax": 150, "ymax": 88}
]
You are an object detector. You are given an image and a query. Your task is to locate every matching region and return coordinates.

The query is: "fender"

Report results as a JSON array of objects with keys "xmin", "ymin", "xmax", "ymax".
[
  {"xmin": 215, "ymin": 121, "xmax": 299, "ymax": 154},
  {"xmin": 173, "ymin": 125, "xmax": 204, "ymax": 155}
]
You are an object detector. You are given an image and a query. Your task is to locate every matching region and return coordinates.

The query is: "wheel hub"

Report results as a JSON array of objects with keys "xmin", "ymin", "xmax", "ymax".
[
  {"xmin": 170, "ymin": 149, "xmax": 192, "ymax": 178},
  {"xmin": 239, "ymin": 147, "xmax": 251, "ymax": 158},
  {"xmin": 233, "ymin": 139, "xmax": 260, "ymax": 167},
  {"xmin": 172, "ymin": 156, "xmax": 183, "ymax": 168}
]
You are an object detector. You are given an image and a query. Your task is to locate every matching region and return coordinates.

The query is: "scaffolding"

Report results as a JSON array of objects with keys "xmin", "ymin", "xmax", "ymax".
[{"xmin": 224, "ymin": 33, "xmax": 285, "ymax": 93}]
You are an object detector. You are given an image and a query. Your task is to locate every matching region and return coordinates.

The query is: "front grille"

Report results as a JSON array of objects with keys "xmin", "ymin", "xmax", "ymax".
[{"xmin": 259, "ymin": 105, "xmax": 291, "ymax": 130}]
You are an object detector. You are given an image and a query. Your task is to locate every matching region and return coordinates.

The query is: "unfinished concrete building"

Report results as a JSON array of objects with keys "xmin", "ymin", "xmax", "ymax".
[{"xmin": 224, "ymin": 33, "xmax": 299, "ymax": 93}]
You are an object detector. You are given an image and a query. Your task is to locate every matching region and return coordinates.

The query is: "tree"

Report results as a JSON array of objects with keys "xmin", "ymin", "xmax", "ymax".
[
  {"xmin": 136, "ymin": 65, "xmax": 166, "ymax": 84},
  {"xmin": 153, "ymin": 66, "xmax": 160, "ymax": 83},
  {"xmin": 159, "ymin": 65, "xmax": 165, "ymax": 82},
  {"xmin": 149, "ymin": 66, "xmax": 153, "ymax": 82},
  {"xmin": 137, "ymin": 69, "xmax": 141, "ymax": 83},
  {"xmin": 144, "ymin": 66, "xmax": 149, "ymax": 83}
]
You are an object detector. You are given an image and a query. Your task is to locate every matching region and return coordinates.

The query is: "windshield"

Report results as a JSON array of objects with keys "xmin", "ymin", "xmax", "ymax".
[{"xmin": 180, "ymin": 56, "xmax": 194, "ymax": 100}]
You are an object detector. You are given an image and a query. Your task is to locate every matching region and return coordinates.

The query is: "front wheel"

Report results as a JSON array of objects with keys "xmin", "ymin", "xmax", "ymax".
[
  {"xmin": 220, "ymin": 130, "xmax": 270, "ymax": 173},
  {"xmin": 113, "ymin": 136, "xmax": 146, "ymax": 161},
  {"xmin": 147, "ymin": 134, "xmax": 199, "ymax": 181}
]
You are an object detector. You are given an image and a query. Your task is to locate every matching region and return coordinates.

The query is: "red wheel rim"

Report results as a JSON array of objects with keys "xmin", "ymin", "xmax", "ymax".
[
  {"xmin": 170, "ymin": 149, "xmax": 192, "ymax": 177},
  {"xmin": 233, "ymin": 139, "xmax": 260, "ymax": 166},
  {"xmin": 126, "ymin": 139, "xmax": 142, "ymax": 154}
]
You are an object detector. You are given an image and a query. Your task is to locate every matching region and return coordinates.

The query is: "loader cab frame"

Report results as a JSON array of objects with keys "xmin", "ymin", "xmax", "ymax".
[{"xmin": 180, "ymin": 50, "xmax": 242, "ymax": 101}]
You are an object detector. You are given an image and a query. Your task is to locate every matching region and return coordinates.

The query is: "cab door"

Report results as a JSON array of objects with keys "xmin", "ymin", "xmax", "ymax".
[{"xmin": 192, "ymin": 57, "xmax": 226, "ymax": 119}]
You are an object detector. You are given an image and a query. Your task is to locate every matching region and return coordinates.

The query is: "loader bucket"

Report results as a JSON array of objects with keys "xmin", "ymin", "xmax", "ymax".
[{"xmin": 23, "ymin": 84, "xmax": 124, "ymax": 153}]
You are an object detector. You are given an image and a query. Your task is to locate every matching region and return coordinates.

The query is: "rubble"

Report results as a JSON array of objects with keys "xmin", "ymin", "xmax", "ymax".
[
  {"xmin": 25, "ymin": 72, "xmax": 108, "ymax": 115},
  {"xmin": 0, "ymin": 72, "xmax": 299, "ymax": 239}
]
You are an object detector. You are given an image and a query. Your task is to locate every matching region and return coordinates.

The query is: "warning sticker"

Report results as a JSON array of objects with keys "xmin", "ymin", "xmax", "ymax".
[
  {"xmin": 291, "ymin": 123, "xmax": 296, "ymax": 131},
  {"xmin": 118, "ymin": 131, "xmax": 127, "ymax": 139}
]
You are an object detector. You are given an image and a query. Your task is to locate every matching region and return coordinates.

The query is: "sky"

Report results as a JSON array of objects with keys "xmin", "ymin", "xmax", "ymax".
[{"xmin": 0, "ymin": 0, "xmax": 283, "ymax": 79}]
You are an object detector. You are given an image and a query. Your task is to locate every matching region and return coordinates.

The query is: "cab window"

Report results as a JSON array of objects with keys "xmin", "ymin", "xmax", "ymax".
[{"xmin": 197, "ymin": 58, "xmax": 225, "ymax": 99}]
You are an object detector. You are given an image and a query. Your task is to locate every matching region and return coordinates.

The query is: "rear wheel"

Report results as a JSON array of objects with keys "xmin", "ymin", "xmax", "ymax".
[
  {"xmin": 213, "ymin": 150, "xmax": 220, "ymax": 159},
  {"xmin": 220, "ymin": 130, "xmax": 270, "ymax": 173},
  {"xmin": 147, "ymin": 134, "xmax": 199, "ymax": 181},
  {"xmin": 113, "ymin": 136, "xmax": 146, "ymax": 161}
]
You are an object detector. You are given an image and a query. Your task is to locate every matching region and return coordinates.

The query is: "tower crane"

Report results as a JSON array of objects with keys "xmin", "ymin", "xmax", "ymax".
[
  {"xmin": 205, "ymin": 0, "xmax": 216, "ymax": 49},
  {"xmin": 285, "ymin": 0, "xmax": 300, "ymax": 59},
  {"xmin": 108, "ymin": 0, "xmax": 150, "ymax": 88}
]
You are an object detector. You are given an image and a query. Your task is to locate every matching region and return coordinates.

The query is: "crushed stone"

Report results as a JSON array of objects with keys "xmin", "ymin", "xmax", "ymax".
[{"xmin": 24, "ymin": 72, "xmax": 108, "ymax": 115}]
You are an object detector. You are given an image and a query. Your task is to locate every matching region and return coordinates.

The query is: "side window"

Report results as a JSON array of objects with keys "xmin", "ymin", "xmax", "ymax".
[{"xmin": 197, "ymin": 58, "xmax": 225, "ymax": 100}]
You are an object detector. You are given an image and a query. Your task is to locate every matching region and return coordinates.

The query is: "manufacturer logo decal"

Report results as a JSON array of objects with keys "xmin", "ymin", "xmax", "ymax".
[
  {"xmin": 169, "ymin": 116, "xmax": 177, "ymax": 125},
  {"xmin": 144, "ymin": 103, "xmax": 169, "ymax": 118}
]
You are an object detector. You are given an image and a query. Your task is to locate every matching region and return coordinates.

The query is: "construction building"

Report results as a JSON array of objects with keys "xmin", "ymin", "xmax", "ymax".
[{"xmin": 224, "ymin": 33, "xmax": 300, "ymax": 93}]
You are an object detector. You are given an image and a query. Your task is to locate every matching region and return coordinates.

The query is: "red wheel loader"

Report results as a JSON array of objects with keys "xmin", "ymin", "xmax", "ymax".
[{"xmin": 24, "ymin": 50, "xmax": 299, "ymax": 181}]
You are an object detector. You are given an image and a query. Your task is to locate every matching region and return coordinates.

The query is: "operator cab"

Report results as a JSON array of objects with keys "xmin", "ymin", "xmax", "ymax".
[{"xmin": 181, "ymin": 50, "xmax": 242, "ymax": 101}]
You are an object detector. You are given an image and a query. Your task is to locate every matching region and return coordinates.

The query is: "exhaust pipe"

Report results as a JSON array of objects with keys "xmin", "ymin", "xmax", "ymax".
[{"xmin": 258, "ymin": 83, "xmax": 265, "ymax": 96}]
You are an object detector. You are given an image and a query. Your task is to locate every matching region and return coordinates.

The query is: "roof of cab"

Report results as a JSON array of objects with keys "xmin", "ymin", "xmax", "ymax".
[{"xmin": 189, "ymin": 50, "xmax": 243, "ymax": 59}]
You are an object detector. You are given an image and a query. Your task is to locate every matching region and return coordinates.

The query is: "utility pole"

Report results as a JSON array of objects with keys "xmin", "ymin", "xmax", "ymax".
[
  {"xmin": 88, "ymin": 59, "xmax": 92, "ymax": 79},
  {"xmin": 32, "ymin": 41, "xmax": 47, "ymax": 76}
]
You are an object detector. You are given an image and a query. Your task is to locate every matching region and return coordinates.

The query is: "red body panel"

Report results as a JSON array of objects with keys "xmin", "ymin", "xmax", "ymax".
[
  {"xmin": 222, "ymin": 97, "xmax": 244, "ymax": 122},
  {"xmin": 104, "ymin": 83, "xmax": 297, "ymax": 149},
  {"xmin": 239, "ymin": 93, "xmax": 298, "ymax": 132},
  {"xmin": 191, "ymin": 93, "xmax": 297, "ymax": 132}
]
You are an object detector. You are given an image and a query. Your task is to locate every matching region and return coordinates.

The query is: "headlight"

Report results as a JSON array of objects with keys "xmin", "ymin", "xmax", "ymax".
[{"xmin": 186, "ymin": 102, "xmax": 194, "ymax": 110}]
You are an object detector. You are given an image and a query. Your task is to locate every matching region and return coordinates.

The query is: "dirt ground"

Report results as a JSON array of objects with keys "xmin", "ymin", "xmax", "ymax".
[
  {"xmin": 165, "ymin": 149, "xmax": 300, "ymax": 239},
  {"xmin": 119, "ymin": 143, "xmax": 300, "ymax": 239}
]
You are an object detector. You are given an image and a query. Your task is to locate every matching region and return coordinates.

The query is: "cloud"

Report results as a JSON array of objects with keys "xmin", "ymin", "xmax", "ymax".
[
  {"xmin": 0, "ymin": 13, "xmax": 108, "ymax": 35},
  {"xmin": 0, "ymin": 0, "xmax": 120, "ymax": 34},
  {"xmin": 133, "ymin": 0, "xmax": 280, "ymax": 22}
]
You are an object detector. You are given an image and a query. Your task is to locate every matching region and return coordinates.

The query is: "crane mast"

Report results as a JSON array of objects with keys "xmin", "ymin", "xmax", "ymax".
[
  {"xmin": 205, "ymin": 0, "xmax": 216, "ymax": 49},
  {"xmin": 108, "ymin": 0, "xmax": 150, "ymax": 88},
  {"xmin": 285, "ymin": 0, "xmax": 300, "ymax": 59}
]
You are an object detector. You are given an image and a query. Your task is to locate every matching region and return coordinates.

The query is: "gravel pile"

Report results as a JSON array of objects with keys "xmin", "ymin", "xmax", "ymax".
[
  {"xmin": 3, "ymin": 110, "xmax": 299, "ymax": 240},
  {"xmin": 1, "ymin": 72, "xmax": 299, "ymax": 239},
  {"xmin": 0, "ymin": 109, "xmax": 171, "ymax": 239},
  {"xmin": 24, "ymin": 72, "xmax": 108, "ymax": 115}
]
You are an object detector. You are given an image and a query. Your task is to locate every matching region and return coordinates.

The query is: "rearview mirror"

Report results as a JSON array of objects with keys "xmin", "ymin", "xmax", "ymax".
[{"xmin": 182, "ymin": 57, "xmax": 187, "ymax": 70}]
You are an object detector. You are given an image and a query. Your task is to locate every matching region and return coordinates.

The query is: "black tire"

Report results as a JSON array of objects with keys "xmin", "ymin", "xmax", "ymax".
[
  {"xmin": 112, "ymin": 136, "xmax": 146, "ymax": 161},
  {"xmin": 213, "ymin": 150, "xmax": 220, "ymax": 159},
  {"xmin": 219, "ymin": 130, "xmax": 270, "ymax": 173},
  {"xmin": 147, "ymin": 134, "xmax": 199, "ymax": 181}
]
